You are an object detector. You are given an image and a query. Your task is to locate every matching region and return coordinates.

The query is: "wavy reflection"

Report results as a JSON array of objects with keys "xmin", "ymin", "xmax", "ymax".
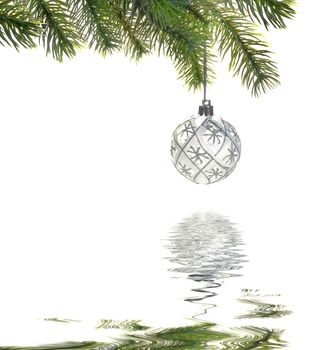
[
  {"xmin": 237, "ymin": 289, "xmax": 292, "ymax": 319},
  {"xmin": 165, "ymin": 212, "xmax": 247, "ymax": 313},
  {"xmin": 0, "ymin": 213, "xmax": 291, "ymax": 350},
  {"xmin": 0, "ymin": 321, "xmax": 287, "ymax": 350}
]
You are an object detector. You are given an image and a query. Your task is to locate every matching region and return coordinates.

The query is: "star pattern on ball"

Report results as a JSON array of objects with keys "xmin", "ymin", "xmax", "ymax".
[
  {"xmin": 204, "ymin": 124, "xmax": 223, "ymax": 144},
  {"xmin": 179, "ymin": 163, "xmax": 192, "ymax": 178},
  {"xmin": 187, "ymin": 146, "xmax": 210, "ymax": 165},
  {"xmin": 170, "ymin": 143, "xmax": 177, "ymax": 157},
  {"xmin": 223, "ymin": 144, "xmax": 239, "ymax": 165},
  {"xmin": 178, "ymin": 121, "xmax": 194, "ymax": 139},
  {"xmin": 206, "ymin": 168, "xmax": 224, "ymax": 180},
  {"xmin": 226, "ymin": 123, "xmax": 238, "ymax": 139}
]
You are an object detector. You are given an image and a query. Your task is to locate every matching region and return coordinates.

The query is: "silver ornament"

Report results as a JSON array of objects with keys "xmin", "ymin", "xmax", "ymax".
[{"xmin": 171, "ymin": 101, "xmax": 241, "ymax": 184}]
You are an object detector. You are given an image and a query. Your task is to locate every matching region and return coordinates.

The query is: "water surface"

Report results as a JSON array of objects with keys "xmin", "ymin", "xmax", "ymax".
[{"xmin": 0, "ymin": 213, "xmax": 291, "ymax": 349}]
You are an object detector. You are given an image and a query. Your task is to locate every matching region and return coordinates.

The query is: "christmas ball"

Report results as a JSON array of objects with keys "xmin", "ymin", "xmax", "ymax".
[{"xmin": 171, "ymin": 113, "xmax": 241, "ymax": 184}]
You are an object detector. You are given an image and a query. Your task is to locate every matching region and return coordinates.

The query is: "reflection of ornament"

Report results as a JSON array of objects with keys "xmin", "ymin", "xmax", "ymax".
[{"xmin": 171, "ymin": 100, "xmax": 241, "ymax": 184}]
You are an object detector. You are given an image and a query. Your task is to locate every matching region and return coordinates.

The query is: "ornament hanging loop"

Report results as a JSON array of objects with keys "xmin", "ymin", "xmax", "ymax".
[{"xmin": 199, "ymin": 47, "xmax": 213, "ymax": 117}]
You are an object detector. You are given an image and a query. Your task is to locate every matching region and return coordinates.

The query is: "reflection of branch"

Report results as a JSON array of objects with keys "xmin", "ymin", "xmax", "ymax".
[
  {"xmin": 0, "ymin": 322, "xmax": 288, "ymax": 349},
  {"xmin": 0, "ymin": 211, "xmax": 291, "ymax": 349},
  {"xmin": 236, "ymin": 289, "xmax": 292, "ymax": 319}
]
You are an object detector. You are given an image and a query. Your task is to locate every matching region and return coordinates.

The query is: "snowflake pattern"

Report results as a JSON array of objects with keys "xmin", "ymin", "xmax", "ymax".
[
  {"xmin": 187, "ymin": 146, "xmax": 210, "ymax": 165},
  {"xmin": 206, "ymin": 167, "xmax": 224, "ymax": 180},
  {"xmin": 170, "ymin": 143, "xmax": 177, "ymax": 156},
  {"xmin": 178, "ymin": 122, "xmax": 194, "ymax": 139},
  {"xmin": 223, "ymin": 144, "xmax": 239, "ymax": 165},
  {"xmin": 227, "ymin": 125, "xmax": 238, "ymax": 138},
  {"xmin": 204, "ymin": 124, "xmax": 223, "ymax": 144},
  {"xmin": 225, "ymin": 122, "xmax": 241, "ymax": 146},
  {"xmin": 178, "ymin": 163, "xmax": 192, "ymax": 178}
]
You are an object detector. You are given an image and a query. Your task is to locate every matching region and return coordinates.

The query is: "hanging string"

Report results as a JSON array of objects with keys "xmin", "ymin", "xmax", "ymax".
[
  {"xmin": 203, "ymin": 49, "xmax": 207, "ymax": 102},
  {"xmin": 199, "ymin": 45, "xmax": 213, "ymax": 117}
]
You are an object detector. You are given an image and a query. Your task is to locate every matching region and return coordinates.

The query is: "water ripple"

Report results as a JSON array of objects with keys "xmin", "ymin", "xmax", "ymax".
[
  {"xmin": 237, "ymin": 289, "xmax": 292, "ymax": 319},
  {"xmin": 164, "ymin": 212, "xmax": 247, "ymax": 316},
  {"xmin": 0, "ymin": 323, "xmax": 288, "ymax": 350},
  {"xmin": 0, "ymin": 213, "xmax": 292, "ymax": 349}
]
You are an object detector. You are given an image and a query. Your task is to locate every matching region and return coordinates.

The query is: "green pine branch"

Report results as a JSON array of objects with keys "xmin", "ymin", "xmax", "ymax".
[
  {"xmin": 72, "ymin": 0, "xmax": 120, "ymax": 57},
  {"xmin": 224, "ymin": 0, "xmax": 296, "ymax": 28},
  {"xmin": 0, "ymin": 0, "xmax": 40, "ymax": 49},
  {"xmin": 107, "ymin": 1, "xmax": 150, "ymax": 61},
  {"xmin": 0, "ymin": 0, "xmax": 296, "ymax": 96},
  {"xmin": 211, "ymin": 3, "xmax": 280, "ymax": 96},
  {"xmin": 29, "ymin": 0, "xmax": 82, "ymax": 61},
  {"xmin": 134, "ymin": 0, "xmax": 216, "ymax": 90}
]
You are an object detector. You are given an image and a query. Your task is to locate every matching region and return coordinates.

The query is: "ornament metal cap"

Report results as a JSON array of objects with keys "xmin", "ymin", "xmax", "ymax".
[{"xmin": 199, "ymin": 99, "xmax": 214, "ymax": 117}]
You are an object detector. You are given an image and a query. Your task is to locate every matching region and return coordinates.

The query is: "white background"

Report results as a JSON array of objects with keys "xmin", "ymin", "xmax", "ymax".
[{"xmin": 0, "ymin": 1, "xmax": 320, "ymax": 348}]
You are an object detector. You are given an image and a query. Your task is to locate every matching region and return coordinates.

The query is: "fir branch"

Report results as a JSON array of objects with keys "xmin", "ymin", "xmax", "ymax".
[
  {"xmin": 29, "ymin": 0, "xmax": 81, "ymax": 61},
  {"xmin": 225, "ymin": 0, "xmax": 296, "ymax": 29},
  {"xmin": 72, "ymin": 0, "xmax": 120, "ymax": 56},
  {"xmin": 135, "ymin": 0, "xmax": 215, "ymax": 90},
  {"xmin": 107, "ymin": 1, "xmax": 150, "ymax": 61},
  {"xmin": 0, "ymin": 0, "xmax": 296, "ymax": 96},
  {"xmin": 171, "ymin": 0, "xmax": 209, "ymax": 24},
  {"xmin": 211, "ymin": 4, "xmax": 279, "ymax": 96},
  {"xmin": 0, "ymin": 0, "xmax": 40, "ymax": 49}
]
